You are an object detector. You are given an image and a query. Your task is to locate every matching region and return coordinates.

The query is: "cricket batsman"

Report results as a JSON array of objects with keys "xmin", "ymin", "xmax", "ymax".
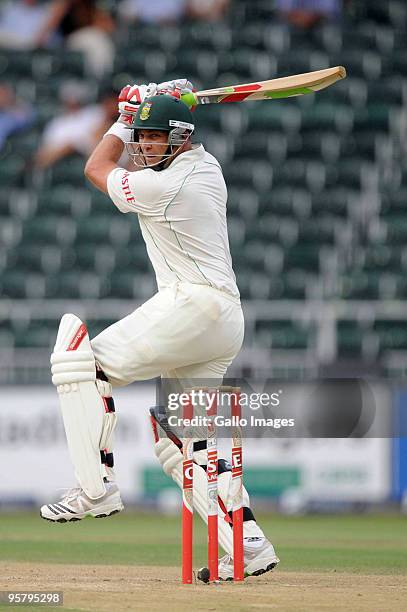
[{"xmin": 40, "ymin": 79, "xmax": 279, "ymax": 580}]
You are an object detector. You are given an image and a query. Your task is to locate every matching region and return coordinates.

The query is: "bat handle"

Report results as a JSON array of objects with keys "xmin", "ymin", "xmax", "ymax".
[{"xmin": 181, "ymin": 92, "xmax": 199, "ymax": 108}]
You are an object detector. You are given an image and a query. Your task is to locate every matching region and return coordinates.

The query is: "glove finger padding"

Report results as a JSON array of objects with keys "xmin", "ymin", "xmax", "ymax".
[
  {"xmin": 157, "ymin": 78, "xmax": 194, "ymax": 97},
  {"xmin": 117, "ymin": 82, "xmax": 158, "ymax": 124}
]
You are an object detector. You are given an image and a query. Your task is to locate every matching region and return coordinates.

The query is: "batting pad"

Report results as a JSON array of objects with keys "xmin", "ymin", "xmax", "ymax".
[{"xmin": 51, "ymin": 314, "xmax": 106, "ymax": 499}]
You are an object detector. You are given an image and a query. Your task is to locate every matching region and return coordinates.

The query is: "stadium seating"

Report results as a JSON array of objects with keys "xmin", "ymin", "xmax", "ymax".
[{"xmin": 0, "ymin": 2, "xmax": 406, "ymax": 372}]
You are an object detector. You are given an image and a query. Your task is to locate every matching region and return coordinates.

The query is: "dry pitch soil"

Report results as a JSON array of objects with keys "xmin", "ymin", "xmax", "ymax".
[{"xmin": 1, "ymin": 562, "xmax": 406, "ymax": 612}]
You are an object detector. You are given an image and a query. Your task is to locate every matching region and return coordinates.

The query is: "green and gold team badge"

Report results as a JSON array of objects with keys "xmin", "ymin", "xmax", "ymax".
[{"xmin": 140, "ymin": 102, "xmax": 152, "ymax": 120}]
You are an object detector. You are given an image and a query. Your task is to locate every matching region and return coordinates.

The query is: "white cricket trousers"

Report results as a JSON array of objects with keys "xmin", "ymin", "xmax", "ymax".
[{"xmin": 91, "ymin": 282, "xmax": 244, "ymax": 386}]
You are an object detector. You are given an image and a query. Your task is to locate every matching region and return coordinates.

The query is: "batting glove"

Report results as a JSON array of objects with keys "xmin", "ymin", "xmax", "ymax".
[
  {"xmin": 157, "ymin": 78, "xmax": 196, "ymax": 108},
  {"xmin": 117, "ymin": 82, "xmax": 158, "ymax": 125}
]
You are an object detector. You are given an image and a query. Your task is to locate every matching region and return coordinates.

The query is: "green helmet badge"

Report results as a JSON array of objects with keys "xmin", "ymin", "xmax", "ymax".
[{"xmin": 140, "ymin": 102, "xmax": 152, "ymax": 121}]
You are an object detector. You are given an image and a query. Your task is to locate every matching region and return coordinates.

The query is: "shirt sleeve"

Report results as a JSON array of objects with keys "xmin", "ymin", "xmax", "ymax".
[{"xmin": 107, "ymin": 167, "xmax": 166, "ymax": 216}]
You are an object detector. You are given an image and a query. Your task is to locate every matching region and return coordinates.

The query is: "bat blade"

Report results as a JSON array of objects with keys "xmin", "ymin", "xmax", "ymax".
[{"xmin": 183, "ymin": 66, "xmax": 346, "ymax": 106}]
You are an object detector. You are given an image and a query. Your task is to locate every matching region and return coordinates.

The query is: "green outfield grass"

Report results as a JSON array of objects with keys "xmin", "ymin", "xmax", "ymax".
[{"xmin": 0, "ymin": 512, "xmax": 406, "ymax": 574}]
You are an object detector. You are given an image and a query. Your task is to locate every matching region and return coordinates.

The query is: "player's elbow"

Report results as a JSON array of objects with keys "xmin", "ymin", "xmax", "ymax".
[
  {"xmin": 84, "ymin": 158, "xmax": 96, "ymax": 181},
  {"xmin": 84, "ymin": 159, "xmax": 108, "ymax": 194}
]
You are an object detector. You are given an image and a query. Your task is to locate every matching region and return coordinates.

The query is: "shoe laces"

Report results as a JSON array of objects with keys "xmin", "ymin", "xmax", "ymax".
[
  {"xmin": 218, "ymin": 553, "xmax": 233, "ymax": 567},
  {"xmin": 57, "ymin": 487, "xmax": 83, "ymax": 502}
]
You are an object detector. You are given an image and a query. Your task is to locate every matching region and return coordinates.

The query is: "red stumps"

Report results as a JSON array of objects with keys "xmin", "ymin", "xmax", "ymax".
[
  {"xmin": 182, "ymin": 396, "xmax": 194, "ymax": 584},
  {"xmin": 207, "ymin": 391, "xmax": 219, "ymax": 581},
  {"xmin": 231, "ymin": 388, "xmax": 244, "ymax": 581},
  {"xmin": 179, "ymin": 386, "xmax": 244, "ymax": 584}
]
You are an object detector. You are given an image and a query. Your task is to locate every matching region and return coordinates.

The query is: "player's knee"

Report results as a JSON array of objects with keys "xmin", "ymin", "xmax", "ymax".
[{"xmin": 51, "ymin": 314, "xmax": 96, "ymax": 389}]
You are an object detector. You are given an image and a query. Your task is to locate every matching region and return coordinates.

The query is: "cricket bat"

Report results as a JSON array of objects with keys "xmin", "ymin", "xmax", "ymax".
[{"xmin": 181, "ymin": 66, "xmax": 346, "ymax": 106}]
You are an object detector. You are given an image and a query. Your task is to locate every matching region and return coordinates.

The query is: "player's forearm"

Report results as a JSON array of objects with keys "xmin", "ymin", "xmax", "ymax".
[{"xmin": 84, "ymin": 135, "xmax": 124, "ymax": 194}]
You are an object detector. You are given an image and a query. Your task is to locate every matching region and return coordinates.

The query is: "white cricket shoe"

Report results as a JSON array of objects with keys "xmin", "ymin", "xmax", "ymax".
[
  {"xmin": 40, "ymin": 482, "xmax": 124, "ymax": 523},
  {"xmin": 217, "ymin": 537, "xmax": 280, "ymax": 581}
]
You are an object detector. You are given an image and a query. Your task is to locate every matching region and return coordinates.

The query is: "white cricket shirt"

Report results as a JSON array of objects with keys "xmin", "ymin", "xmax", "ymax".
[{"xmin": 107, "ymin": 144, "xmax": 239, "ymax": 299}]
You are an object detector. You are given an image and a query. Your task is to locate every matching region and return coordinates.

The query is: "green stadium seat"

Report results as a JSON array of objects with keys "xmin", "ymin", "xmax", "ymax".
[
  {"xmin": 88, "ymin": 189, "xmax": 116, "ymax": 215},
  {"xmin": 32, "ymin": 50, "xmax": 85, "ymax": 80},
  {"xmin": 373, "ymin": 320, "xmax": 407, "ymax": 350},
  {"xmin": 337, "ymin": 321, "xmax": 370, "ymax": 357},
  {"xmin": 287, "ymin": 28, "xmax": 319, "ymax": 52},
  {"xmin": 249, "ymin": 272, "xmax": 276, "ymax": 299},
  {"xmin": 115, "ymin": 244, "xmax": 151, "ymax": 273},
  {"xmin": 392, "ymin": 50, "xmax": 407, "ymax": 76},
  {"xmin": 323, "ymin": 77, "xmax": 368, "ymax": 109},
  {"xmin": 259, "ymin": 188, "xmax": 307, "ymax": 216},
  {"xmin": 249, "ymin": 270, "xmax": 311, "ymax": 300},
  {"xmin": 227, "ymin": 187, "xmax": 259, "ymax": 221},
  {"xmin": 255, "ymin": 319, "xmax": 311, "ymax": 349},
  {"xmin": 181, "ymin": 22, "xmax": 232, "ymax": 52},
  {"xmin": 325, "ymin": 159, "xmax": 365, "ymax": 190},
  {"xmin": 380, "ymin": 189, "xmax": 407, "ymax": 216},
  {"xmin": 1, "ymin": 270, "xmax": 45, "ymax": 299},
  {"xmin": 75, "ymin": 216, "xmax": 112, "ymax": 245},
  {"xmin": 235, "ymin": 269, "xmax": 250, "ymax": 299},
  {"xmin": 0, "ymin": 323, "xmax": 15, "ymax": 348},
  {"xmin": 298, "ymin": 132, "xmax": 339, "ymax": 163},
  {"xmin": 327, "ymin": 51, "xmax": 376, "ymax": 79},
  {"xmin": 283, "ymin": 245, "xmax": 322, "ymax": 272},
  {"xmin": 311, "ymin": 188, "xmax": 351, "ymax": 218},
  {"xmin": 194, "ymin": 105, "xmax": 223, "ymax": 131},
  {"xmin": 0, "ymin": 154, "xmax": 25, "ymax": 186},
  {"xmin": 232, "ymin": 49, "xmax": 273, "ymax": 81},
  {"xmin": 231, "ymin": 21, "xmax": 265, "ymax": 51},
  {"xmin": 224, "ymin": 159, "xmax": 272, "ymax": 192},
  {"xmin": 386, "ymin": 275, "xmax": 407, "ymax": 299},
  {"xmin": 14, "ymin": 323, "xmax": 54, "ymax": 349},
  {"xmin": 360, "ymin": 245, "xmax": 403, "ymax": 272},
  {"xmin": 250, "ymin": 215, "xmax": 298, "ymax": 246},
  {"xmin": 297, "ymin": 218, "xmax": 337, "ymax": 245},
  {"xmin": 353, "ymin": 131, "xmax": 386, "ymax": 162},
  {"xmin": 367, "ymin": 78, "xmax": 404, "ymax": 106},
  {"xmin": 22, "ymin": 217, "xmax": 76, "ymax": 245},
  {"xmin": 45, "ymin": 272, "xmax": 110, "ymax": 299},
  {"xmin": 226, "ymin": 217, "xmax": 246, "ymax": 245},
  {"xmin": 115, "ymin": 49, "xmax": 147, "ymax": 75},
  {"xmin": 0, "ymin": 50, "xmax": 33, "ymax": 78},
  {"xmin": 1, "ymin": 272, "xmax": 27, "ymax": 298},
  {"xmin": 301, "ymin": 104, "xmax": 347, "ymax": 132},
  {"xmin": 9, "ymin": 245, "xmax": 47, "ymax": 273},
  {"xmin": 235, "ymin": 131, "xmax": 277, "ymax": 160},
  {"xmin": 275, "ymin": 53, "xmax": 313, "ymax": 78},
  {"xmin": 74, "ymin": 245, "xmax": 115, "ymax": 273},
  {"xmin": 246, "ymin": 102, "xmax": 299, "ymax": 131},
  {"xmin": 0, "ymin": 192, "xmax": 10, "ymax": 215},
  {"xmin": 108, "ymin": 273, "xmax": 155, "ymax": 299},
  {"xmin": 285, "ymin": 271, "xmax": 314, "ymax": 299},
  {"xmin": 382, "ymin": 217, "xmax": 407, "ymax": 244},
  {"xmin": 353, "ymin": 106, "xmax": 390, "ymax": 131},
  {"xmin": 125, "ymin": 24, "xmax": 163, "ymax": 47},
  {"xmin": 338, "ymin": 272, "xmax": 380, "ymax": 299},
  {"xmin": 49, "ymin": 156, "xmax": 86, "ymax": 185},
  {"xmin": 243, "ymin": 241, "xmax": 268, "ymax": 269},
  {"xmin": 5, "ymin": 130, "xmax": 40, "ymax": 157},
  {"xmin": 35, "ymin": 79, "xmax": 69, "ymax": 104},
  {"xmin": 87, "ymin": 318, "xmax": 117, "ymax": 339},
  {"xmin": 36, "ymin": 185, "xmax": 87, "ymax": 216}
]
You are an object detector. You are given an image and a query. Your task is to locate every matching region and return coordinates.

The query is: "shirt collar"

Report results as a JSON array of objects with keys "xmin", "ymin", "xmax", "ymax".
[{"xmin": 167, "ymin": 143, "xmax": 205, "ymax": 169}]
